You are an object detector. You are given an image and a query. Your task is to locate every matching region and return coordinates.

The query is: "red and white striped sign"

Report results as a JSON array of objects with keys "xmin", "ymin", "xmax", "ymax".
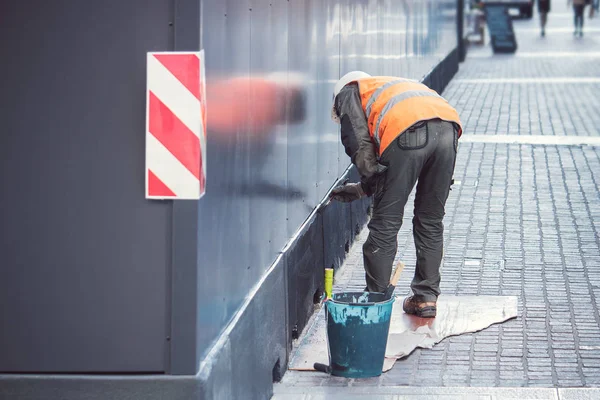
[{"xmin": 145, "ymin": 51, "xmax": 206, "ymax": 199}]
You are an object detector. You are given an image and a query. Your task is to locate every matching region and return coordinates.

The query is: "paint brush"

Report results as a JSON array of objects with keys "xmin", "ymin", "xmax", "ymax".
[
  {"xmin": 384, "ymin": 260, "xmax": 405, "ymax": 300},
  {"xmin": 315, "ymin": 178, "xmax": 349, "ymax": 213}
]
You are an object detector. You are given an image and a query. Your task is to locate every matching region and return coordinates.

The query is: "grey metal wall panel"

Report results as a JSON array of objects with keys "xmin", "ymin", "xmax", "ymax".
[
  {"xmin": 0, "ymin": 0, "xmax": 173, "ymax": 372},
  {"xmin": 169, "ymin": 0, "xmax": 202, "ymax": 376},
  {"xmin": 197, "ymin": 0, "xmax": 458, "ymax": 359},
  {"xmin": 286, "ymin": 212, "xmax": 324, "ymax": 347},
  {"xmin": 196, "ymin": 0, "xmax": 248, "ymax": 362},
  {"xmin": 0, "ymin": 0, "xmax": 459, "ymax": 376},
  {"xmin": 286, "ymin": 0, "xmax": 323, "ymax": 235},
  {"xmin": 247, "ymin": 0, "xmax": 290, "ymax": 297},
  {"xmin": 317, "ymin": 1, "xmax": 345, "ymax": 206}
]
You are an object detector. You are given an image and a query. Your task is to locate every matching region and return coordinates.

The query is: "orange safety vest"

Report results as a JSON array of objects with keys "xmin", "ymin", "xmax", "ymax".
[{"xmin": 356, "ymin": 76, "xmax": 463, "ymax": 155}]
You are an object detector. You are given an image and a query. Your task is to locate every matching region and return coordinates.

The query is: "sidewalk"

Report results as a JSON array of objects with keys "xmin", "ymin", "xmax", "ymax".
[{"xmin": 275, "ymin": 4, "xmax": 600, "ymax": 399}]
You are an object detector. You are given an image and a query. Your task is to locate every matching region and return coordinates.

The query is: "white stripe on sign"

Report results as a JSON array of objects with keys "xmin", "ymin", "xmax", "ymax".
[
  {"xmin": 460, "ymin": 135, "xmax": 600, "ymax": 146},
  {"xmin": 147, "ymin": 54, "xmax": 202, "ymax": 138},
  {"xmin": 146, "ymin": 134, "xmax": 200, "ymax": 198}
]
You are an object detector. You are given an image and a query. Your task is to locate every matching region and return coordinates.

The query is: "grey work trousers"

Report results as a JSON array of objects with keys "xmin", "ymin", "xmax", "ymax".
[{"xmin": 363, "ymin": 119, "xmax": 458, "ymax": 301}]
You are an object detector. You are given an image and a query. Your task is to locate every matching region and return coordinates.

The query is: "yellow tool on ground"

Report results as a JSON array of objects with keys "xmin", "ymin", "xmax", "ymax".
[{"xmin": 324, "ymin": 268, "xmax": 334, "ymax": 299}]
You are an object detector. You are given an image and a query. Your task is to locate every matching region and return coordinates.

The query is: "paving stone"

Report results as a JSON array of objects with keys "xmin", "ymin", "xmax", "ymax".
[{"xmin": 278, "ymin": 8, "xmax": 600, "ymax": 392}]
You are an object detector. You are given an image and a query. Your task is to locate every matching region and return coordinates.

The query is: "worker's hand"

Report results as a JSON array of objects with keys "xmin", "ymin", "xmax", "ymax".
[{"xmin": 330, "ymin": 183, "xmax": 365, "ymax": 203}]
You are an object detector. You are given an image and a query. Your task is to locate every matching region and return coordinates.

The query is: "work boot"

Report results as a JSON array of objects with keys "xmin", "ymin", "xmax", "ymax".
[{"xmin": 403, "ymin": 296, "xmax": 437, "ymax": 318}]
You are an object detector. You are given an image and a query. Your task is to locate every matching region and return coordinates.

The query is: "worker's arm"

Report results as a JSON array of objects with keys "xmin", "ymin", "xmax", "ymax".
[{"xmin": 334, "ymin": 83, "xmax": 386, "ymax": 196}]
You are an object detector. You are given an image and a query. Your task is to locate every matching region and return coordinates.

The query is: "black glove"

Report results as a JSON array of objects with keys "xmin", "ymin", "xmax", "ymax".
[
  {"xmin": 359, "ymin": 163, "xmax": 388, "ymax": 197},
  {"xmin": 330, "ymin": 183, "xmax": 365, "ymax": 203}
]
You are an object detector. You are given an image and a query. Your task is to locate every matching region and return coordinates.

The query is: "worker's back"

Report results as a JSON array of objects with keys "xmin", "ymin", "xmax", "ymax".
[{"xmin": 355, "ymin": 76, "xmax": 462, "ymax": 155}]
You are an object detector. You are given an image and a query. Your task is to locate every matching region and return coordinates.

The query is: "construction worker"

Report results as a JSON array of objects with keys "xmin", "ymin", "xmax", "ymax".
[{"xmin": 329, "ymin": 71, "xmax": 462, "ymax": 318}]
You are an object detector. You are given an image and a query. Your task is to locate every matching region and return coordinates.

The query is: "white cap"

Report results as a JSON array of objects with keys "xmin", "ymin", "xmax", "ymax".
[{"xmin": 331, "ymin": 71, "xmax": 371, "ymax": 123}]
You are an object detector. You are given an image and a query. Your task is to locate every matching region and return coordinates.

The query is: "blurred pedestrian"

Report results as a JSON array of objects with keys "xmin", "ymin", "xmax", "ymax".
[
  {"xmin": 590, "ymin": 0, "xmax": 598, "ymax": 17},
  {"xmin": 568, "ymin": 0, "xmax": 587, "ymax": 36},
  {"xmin": 538, "ymin": 0, "xmax": 551, "ymax": 36}
]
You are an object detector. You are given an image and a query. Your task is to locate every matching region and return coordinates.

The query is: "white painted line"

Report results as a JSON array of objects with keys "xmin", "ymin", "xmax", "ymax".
[
  {"xmin": 278, "ymin": 133, "xmax": 600, "ymax": 147},
  {"xmin": 453, "ymin": 77, "xmax": 600, "ymax": 84},
  {"xmin": 468, "ymin": 51, "xmax": 600, "ymax": 58},
  {"xmin": 523, "ymin": 12, "xmax": 587, "ymax": 17},
  {"xmin": 274, "ymin": 385, "xmax": 561, "ymax": 398},
  {"xmin": 517, "ymin": 51, "xmax": 600, "ymax": 58},
  {"xmin": 460, "ymin": 135, "xmax": 600, "ymax": 146},
  {"xmin": 515, "ymin": 27, "xmax": 600, "ymax": 32}
]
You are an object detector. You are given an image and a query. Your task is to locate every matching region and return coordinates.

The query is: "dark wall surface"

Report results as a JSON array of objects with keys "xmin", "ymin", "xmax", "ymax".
[
  {"xmin": 0, "ymin": 0, "xmax": 174, "ymax": 372},
  {"xmin": 197, "ymin": 0, "xmax": 459, "ymax": 361},
  {"xmin": 0, "ymin": 0, "xmax": 460, "ymax": 382}
]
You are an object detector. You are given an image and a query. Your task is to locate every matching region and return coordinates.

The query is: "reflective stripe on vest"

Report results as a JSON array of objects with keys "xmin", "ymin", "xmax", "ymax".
[
  {"xmin": 365, "ymin": 78, "xmax": 417, "ymax": 119},
  {"xmin": 356, "ymin": 76, "xmax": 462, "ymax": 154},
  {"xmin": 373, "ymin": 90, "xmax": 443, "ymax": 146}
]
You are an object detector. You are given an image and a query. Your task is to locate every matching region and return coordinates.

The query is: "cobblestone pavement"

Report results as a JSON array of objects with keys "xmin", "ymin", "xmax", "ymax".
[{"xmin": 276, "ymin": 4, "xmax": 600, "ymax": 395}]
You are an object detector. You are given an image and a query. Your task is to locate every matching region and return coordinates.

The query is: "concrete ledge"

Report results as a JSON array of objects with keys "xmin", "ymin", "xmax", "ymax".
[
  {"xmin": 198, "ymin": 255, "xmax": 288, "ymax": 399},
  {"xmin": 287, "ymin": 212, "xmax": 325, "ymax": 348},
  {"xmin": 0, "ymin": 374, "xmax": 202, "ymax": 400},
  {"xmin": 273, "ymin": 385, "xmax": 562, "ymax": 399},
  {"xmin": 274, "ymin": 386, "xmax": 600, "ymax": 400}
]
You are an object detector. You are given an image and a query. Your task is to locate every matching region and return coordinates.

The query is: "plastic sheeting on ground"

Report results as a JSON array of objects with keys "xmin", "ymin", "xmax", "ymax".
[{"xmin": 288, "ymin": 295, "xmax": 518, "ymax": 373}]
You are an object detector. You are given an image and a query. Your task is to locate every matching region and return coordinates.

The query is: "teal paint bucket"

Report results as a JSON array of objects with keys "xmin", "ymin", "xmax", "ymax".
[{"xmin": 325, "ymin": 291, "xmax": 395, "ymax": 378}]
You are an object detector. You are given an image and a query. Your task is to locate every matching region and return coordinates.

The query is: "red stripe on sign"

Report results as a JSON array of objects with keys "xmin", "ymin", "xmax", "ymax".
[
  {"xmin": 199, "ymin": 149, "xmax": 206, "ymax": 194},
  {"xmin": 199, "ymin": 62, "xmax": 207, "ymax": 137},
  {"xmin": 153, "ymin": 54, "xmax": 200, "ymax": 100},
  {"xmin": 149, "ymin": 92, "xmax": 200, "ymax": 179},
  {"xmin": 148, "ymin": 169, "xmax": 176, "ymax": 197}
]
